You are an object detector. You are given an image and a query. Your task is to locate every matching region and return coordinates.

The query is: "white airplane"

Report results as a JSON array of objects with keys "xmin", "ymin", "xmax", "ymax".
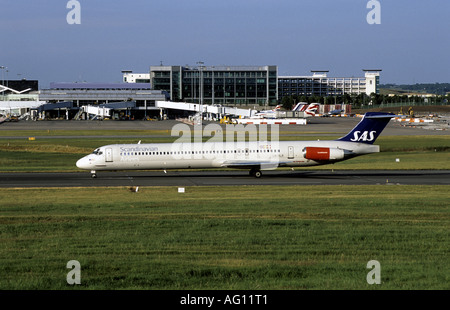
[
  {"xmin": 76, "ymin": 112, "xmax": 394, "ymax": 178},
  {"xmin": 252, "ymin": 104, "xmax": 282, "ymax": 118},
  {"xmin": 326, "ymin": 109, "xmax": 344, "ymax": 116},
  {"xmin": 253, "ymin": 103, "xmax": 319, "ymax": 119}
]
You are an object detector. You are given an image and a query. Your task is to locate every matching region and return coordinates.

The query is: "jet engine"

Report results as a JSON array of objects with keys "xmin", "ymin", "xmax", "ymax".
[{"xmin": 302, "ymin": 147, "xmax": 345, "ymax": 161}]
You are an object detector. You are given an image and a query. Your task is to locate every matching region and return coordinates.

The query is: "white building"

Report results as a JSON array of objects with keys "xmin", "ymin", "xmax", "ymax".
[
  {"xmin": 278, "ymin": 70, "xmax": 381, "ymax": 98},
  {"xmin": 363, "ymin": 70, "xmax": 381, "ymax": 95},
  {"xmin": 122, "ymin": 70, "xmax": 150, "ymax": 83}
]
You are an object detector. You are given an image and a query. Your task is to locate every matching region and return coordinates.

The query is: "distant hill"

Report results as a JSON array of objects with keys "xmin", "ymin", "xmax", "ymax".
[
  {"xmin": 380, "ymin": 83, "xmax": 450, "ymax": 95},
  {"xmin": 352, "ymin": 105, "xmax": 450, "ymax": 115}
]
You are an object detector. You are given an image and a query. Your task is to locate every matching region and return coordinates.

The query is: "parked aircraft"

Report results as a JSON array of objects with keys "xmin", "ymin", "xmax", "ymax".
[
  {"xmin": 292, "ymin": 102, "xmax": 320, "ymax": 117},
  {"xmin": 326, "ymin": 109, "xmax": 344, "ymax": 116},
  {"xmin": 76, "ymin": 112, "xmax": 394, "ymax": 178},
  {"xmin": 254, "ymin": 103, "xmax": 319, "ymax": 119},
  {"xmin": 253, "ymin": 105, "xmax": 282, "ymax": 118}
]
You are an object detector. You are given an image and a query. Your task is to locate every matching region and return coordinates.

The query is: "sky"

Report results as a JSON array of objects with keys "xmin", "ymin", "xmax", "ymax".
[{"xmin": 1, "ymin": 0, "xmax": 449, "ymax": 88}]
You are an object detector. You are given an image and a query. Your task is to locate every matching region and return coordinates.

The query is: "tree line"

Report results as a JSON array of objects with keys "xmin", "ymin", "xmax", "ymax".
[
  {"xmin": 381, "ymin": 83, "xmax": 450, "ymax": 96},
  {"xmin": 279, "ymin": 93, "xmax": 450, "ymax": 110}
]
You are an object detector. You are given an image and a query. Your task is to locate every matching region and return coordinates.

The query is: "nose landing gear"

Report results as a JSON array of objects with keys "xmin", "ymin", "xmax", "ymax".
[{"xmin": 91, "ymin": 170, "xmax": 97, "ymax": 178}]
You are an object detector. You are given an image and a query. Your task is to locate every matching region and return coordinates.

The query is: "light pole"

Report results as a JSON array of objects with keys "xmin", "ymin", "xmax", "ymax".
[
  {"xmin": 197, "ymin": 61, "xmax": 204, "ymax": 106},
  {"xmin": 197, "ymin": 61, "xmax": 204, "ymax": 125},
  {"xmin": 0, "ymin": 66, "xmax": 6, "ymax": 101},
  {"xmin": 211, "ymin": 66, "xmax": 215, "ymax": 106}
]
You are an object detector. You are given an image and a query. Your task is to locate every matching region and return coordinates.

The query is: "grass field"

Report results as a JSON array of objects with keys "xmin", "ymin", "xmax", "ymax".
[{"xmin": 0, "ymin": 185, "xmax": 448, "ymax": 290}]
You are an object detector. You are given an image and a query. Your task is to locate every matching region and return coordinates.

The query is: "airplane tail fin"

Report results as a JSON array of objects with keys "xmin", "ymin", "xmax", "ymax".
[
  {"xmin": 292, "ymin": 102, "xmax": 319, "ymax": 116},
  {"xmin": 305, "ymin": 103, "xmax": 319, "ymax": 116},
  {"xmin": 292, "ymin": 102, "xmax": 308, "ymax": 111},
  {"xmin": 338, "ymin": 112, "xmax": 395, "ymax": 144}
]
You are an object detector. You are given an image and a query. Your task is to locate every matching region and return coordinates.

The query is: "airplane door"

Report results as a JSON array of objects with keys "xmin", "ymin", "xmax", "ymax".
[
  {"xmin": 288, "ymin": 146, "xmax": 294, "ymax": 159},
  {"xmin": 106, "ymin": 148, "xmax": 113, "ymax": 162}
]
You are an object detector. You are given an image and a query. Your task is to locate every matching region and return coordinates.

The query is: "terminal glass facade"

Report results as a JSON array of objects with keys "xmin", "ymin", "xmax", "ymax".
[{"xmin": 150, "ymin": 65, "xmax": 278, "ymax": 106}]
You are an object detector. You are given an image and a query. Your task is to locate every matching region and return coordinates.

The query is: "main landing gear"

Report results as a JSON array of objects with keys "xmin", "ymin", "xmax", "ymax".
[{"xmin": 249, "ymin": 168, "xmax": 262, "ymax": 178}]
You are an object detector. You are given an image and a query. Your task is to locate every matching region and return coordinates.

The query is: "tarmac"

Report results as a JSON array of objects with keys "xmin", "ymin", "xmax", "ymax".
[
  {"xmin": 1, "ymin": 114, "xmax": 449, "ymax": 137},
  {"xmin": 1, "ymin": 170, "xmax": 449, "ymax": 188}
]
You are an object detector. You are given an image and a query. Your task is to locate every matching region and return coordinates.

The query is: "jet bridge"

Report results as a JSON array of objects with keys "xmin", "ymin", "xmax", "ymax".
[
  {"xmin": 80, "ymin": 101, "xmax": 136, "ymax": 120},
  {"xmin": 155, "ymin": 101, "xmax": 256, "ymax": 119}
]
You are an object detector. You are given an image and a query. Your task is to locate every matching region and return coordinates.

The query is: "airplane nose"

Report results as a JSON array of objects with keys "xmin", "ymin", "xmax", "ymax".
[{"xmin": 76, "ymin": 156, "xmax": 90, "ymax": 169}]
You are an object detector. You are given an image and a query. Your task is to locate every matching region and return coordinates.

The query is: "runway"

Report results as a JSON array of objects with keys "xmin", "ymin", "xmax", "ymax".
[{"xmin": 1, "ymin": 170, "xmax": 449, "ymax": 188}]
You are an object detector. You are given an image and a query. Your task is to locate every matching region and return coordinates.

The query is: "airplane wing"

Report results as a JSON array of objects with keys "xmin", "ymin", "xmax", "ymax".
[{"xmin": 220, "ymin": 160, "xmax": 290, "ymax": 170}]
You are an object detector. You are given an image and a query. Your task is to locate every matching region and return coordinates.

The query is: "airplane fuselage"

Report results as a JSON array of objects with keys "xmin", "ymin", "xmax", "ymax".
[
  {"xmin": 76, "ymin": 112, "xmax": 394, "ymax": 178},
  {"xmin": 76, "ymin": 140, "xmax": 378, "ymax": 173}
]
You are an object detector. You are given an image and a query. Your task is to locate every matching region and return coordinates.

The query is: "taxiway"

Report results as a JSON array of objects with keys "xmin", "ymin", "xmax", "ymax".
[{"xmin": 1, "ymin": 170, "xmax": 449, "ymax": 188}]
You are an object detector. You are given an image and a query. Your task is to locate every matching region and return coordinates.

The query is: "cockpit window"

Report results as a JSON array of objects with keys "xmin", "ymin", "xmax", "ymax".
[{"xmin": 92, "ymin": 149, "xmax": 103, "ymax": 155}]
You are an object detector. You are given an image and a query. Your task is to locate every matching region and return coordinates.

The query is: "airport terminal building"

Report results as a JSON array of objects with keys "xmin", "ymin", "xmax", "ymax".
[
  {"xmin": 126, "ymin": 66, "xmax": 380, "ymax": 106},
  {"xmin": 38, "ymin": 83, "xmax": 169, "ymax": 119},
  {"xmin": 39, "ymin": 82, "xmax": 168, "ymax": 106},
  {"xmin": 0, "ymin": 79, "xmax": 40, "ymax": 101},
  {"xmin": 278, "ymin": 70, "xmax": 380, "ymax": 98},
  {"xmin": 1, "ymin": 66, "xmax": 381, "ymax": 119},
  {"xmin": 149, "ymin": 65, "xmax": 278, "ymax": 106},
  {"xmin": 35, "ymin": 67, "xmax": 379, "ymax": 112}
]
